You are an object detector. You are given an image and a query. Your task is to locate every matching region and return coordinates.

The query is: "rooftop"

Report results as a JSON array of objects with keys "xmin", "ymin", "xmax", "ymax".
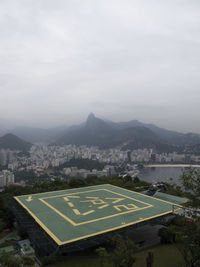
[{"xmin": 14, "ymin": 184, "xmax": 184, "ymax": 246}]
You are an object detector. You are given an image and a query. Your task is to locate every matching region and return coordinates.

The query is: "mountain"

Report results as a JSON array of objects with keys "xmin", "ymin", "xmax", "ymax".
[
  {"xmin": 1, "ymin": 113, "xmax": 200, "ymax": 151},
  {"xmin": 105, "ymin": 119, "xmax": 200, "ymax": 146},
  {"xmin": 57, "ymin": 113, "xmax": 116, "ymax": 148},
  {"xmin": 10, "ymin": 125, "xmax": 70, "ymax": 144},
  {"xmin": 54, "ymin": 113, "xmax": 200, "ymax": 151},
  {"xmin": 0, "ymin": 133, "xmax": 32, "ymax": 151},
  {"xmin": 55, "ymin": 114, "xmax": 163, "ymax": 150}
]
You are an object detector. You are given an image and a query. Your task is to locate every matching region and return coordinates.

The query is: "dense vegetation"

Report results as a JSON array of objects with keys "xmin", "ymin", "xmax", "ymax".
[
  {"xmin": 58, "ymin": 158, "xmax": 106, "ymax": 171},
  {"xmin": 0, "ymin": 133, "xmax": 32, "ymax": 151}
]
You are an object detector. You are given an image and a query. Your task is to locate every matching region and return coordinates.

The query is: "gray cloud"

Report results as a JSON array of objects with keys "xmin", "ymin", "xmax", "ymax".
[{"xmin": 0, "ymin": 0, "xmax": 200, "ymax": 132}]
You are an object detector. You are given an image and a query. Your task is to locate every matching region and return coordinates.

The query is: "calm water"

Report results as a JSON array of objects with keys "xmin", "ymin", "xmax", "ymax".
[{"xmin": 138, "ymin": 167, "xmax": 185, "ymax": 185}]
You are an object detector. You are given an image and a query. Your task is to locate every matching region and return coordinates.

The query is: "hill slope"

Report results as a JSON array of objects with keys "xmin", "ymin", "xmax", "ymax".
[
  {"xmin": 0, "ymin": 133, "xmax": 32, "ymax": 151},
  {"xmin": 55, "ymin": 114, "xmax": 163, "ymax": 149},
  {"xmin": 54, "ymin": 113, "xmax": 200, "ymax": 151}
]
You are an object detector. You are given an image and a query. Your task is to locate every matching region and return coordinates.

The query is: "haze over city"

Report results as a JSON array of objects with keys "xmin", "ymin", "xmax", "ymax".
[{"xmin": 1, "ymin": 0, "xmax": 200, "ymax": 133}]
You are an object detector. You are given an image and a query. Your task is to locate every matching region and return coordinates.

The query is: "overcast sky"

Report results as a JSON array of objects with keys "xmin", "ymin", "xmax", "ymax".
[{"xmin": 0, "ymin": 0, "xmax": 200, "ymax": 132}]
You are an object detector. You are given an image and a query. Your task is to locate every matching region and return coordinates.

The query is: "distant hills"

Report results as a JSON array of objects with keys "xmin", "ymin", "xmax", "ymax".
[
  {"xmin": 56, "ymin": 113, "xmax": 161, "ymax": 149},
  {"xmin": 1, "ymin": 114, "xmax": 200, "ymax": 153},
  {"xmin": 54, "ymin": 113, "xmax": 200, "ymax": 152},
  {"xmin": 0, "ymin": 133, "xmax": 32, "ymax": 151},
  {"xmin": 11, "ymin": 125, "xmax": 70, "ymax": 144}
]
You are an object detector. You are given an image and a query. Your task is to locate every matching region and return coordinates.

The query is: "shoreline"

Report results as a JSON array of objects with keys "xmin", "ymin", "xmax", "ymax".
[{"xmin": 144, "ymin": 164, "xmax": 200, "ymax": 168}]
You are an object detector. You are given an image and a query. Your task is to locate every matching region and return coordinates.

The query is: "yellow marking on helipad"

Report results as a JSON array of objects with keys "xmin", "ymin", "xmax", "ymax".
[
  {"xmin": 73, "ymin": 209, "xmax": 80, "ymax": 215},
  {"xmin": 81, "ymin": 196, "xmax": 106, "ymax": 205},
  {"xmin": 39, "ymin": 188, "xmax": 153, "ymax": 226},
  {"xmin": 14, "ymin": 184, "xmax": 184, "ymax": 246},
  {"xmin": 105, "ymin": 197, "xmax": 124, "ymax": 203},
  {"xmin": 86, "ymin": 196, "xmax": 99, "ymax": 199},
  {"xmin": 98, "ymin": 204, "xmax": 109, "ymax": 209},
  {"xmin": 82, "ymin": 210, "xmax": 95, "ymax": 216},
  {"xmin": 68, "ymin": 202, "xmax": 74, "ymax": 208},
  {"xmin": 113, "ymin": 204, "xmax": 138, "ymax": 212},
  {"xmin": 26, "ymin": 196, "xmax": 33, "ymax": 202}
]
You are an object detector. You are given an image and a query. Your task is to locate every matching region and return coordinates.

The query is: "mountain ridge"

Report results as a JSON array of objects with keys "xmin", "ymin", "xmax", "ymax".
[
  {"xmin": 0, "ymin": 133, "xmax": 32, "ymax": 151},
  {"xmin": 1, "ymin": 114, "xmax": 200, "ymax": 152},
  {"xmin": 54, "ymin": 114, "xmax": 200, "ymax": 151}
]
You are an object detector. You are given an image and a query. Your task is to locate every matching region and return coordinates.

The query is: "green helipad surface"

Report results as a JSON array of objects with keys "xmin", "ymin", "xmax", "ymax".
[{"xmin": 14, "ymin": 184, "xmax": 182, "ymax": 245}]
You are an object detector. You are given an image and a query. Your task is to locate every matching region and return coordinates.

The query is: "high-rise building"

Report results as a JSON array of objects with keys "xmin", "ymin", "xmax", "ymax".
[
  {"xmin": 0, "ymin": 149, "xmax": 7, "ymax": 166},
  {"xmin": 0, "ymin": 170, "xmax": 15, "ymax": 188}
]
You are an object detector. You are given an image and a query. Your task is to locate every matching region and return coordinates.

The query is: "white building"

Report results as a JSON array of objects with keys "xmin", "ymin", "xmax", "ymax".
[{"xmin": 0, "ymin": 170, "xmax": 15, "ymax": 188}]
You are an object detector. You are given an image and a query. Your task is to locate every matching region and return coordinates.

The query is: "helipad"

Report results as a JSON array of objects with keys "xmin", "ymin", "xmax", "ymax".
[{"xmin": 14, "ymin": 184, "xmax": 182, "ymax": 245}]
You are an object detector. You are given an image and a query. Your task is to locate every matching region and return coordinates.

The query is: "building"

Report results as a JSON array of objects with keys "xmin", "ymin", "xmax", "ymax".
[
  {"xmin": 12, "ymin": 184, "xmax": 186, "ymax": 256},
  {"xmin": 0, "ymin": 170, "xmax": 15, "ymax": 188},
  {"xmin": 17, "ymin": 239, "xmax": 35, "ymax": 256}
]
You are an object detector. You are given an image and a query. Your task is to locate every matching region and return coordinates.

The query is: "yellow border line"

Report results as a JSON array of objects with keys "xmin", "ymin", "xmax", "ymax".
[
  {"xmin": 104, "ymin": 189, "xmax": 152, "ymax": 207},
  {"xmin": 14, "ymin": 196, "xmax": 62, "ymax": 245},
  {"xmin": 40, "ymin": 198, "xmax": 150, "ymax": 226},
  {"xmin": 13, "ymin": 184, "xmax": 187, "ymax": 207},
  {"xmin": 14, "ymin": 184, "xmax": 183, "ymax": 246},
  {"xmin": 15, "ymin": 195, "xmax": 180, "ymax": 246},
  {"xmin": 109, "ymin": 184, "xmax": 183, "ymax": 208},
  {"xmin": 41, "ymin": 189, "xmax": 106, "ymax": 200},
  {"xmin": 41, "ymin": 188, "xmax": 153, "ymax": 206},
  {"xmin": 14, "ymin": 184, "xmax": 108, "ymax": 197}
]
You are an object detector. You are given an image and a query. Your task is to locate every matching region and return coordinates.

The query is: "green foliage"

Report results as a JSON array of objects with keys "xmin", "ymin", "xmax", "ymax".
[
  {"xmin": 133, "ymin": 176, "xmax": 140, "ymax": 183},
  {"xmin": 96, "ymin": 235, "xmax": 137, "ymax": 267},
  {"xmin": 0, "ymin": 219, "xmax": 6, "ymax": 232},
  {"xmin": 96, "ymin": 247, "xmax": 109, "ymax": 267},
  {"xmin": 146, "ymin": 251, "xmax": 154, "ymax": 267},
  {"xmin": 0, "ymin": 133, "xmax": 31, "ymax": 151},
  {"xmin": 0, "ymin": 251, "xmax": 22, "ymax": 267},
  {"xmin": 68, "ymin": 178, "xmax": 86, "ymax": 188},
  {"xmin": 170, "ymin": 218, "xmax": 200, "ymax": 267},
  {"xmin": 181, "ymin": 167, "xmax": 200, "ymax": 207},
  {"xmin": 0, "ymin": 195, "xmax": 14, "ymax": 229},
  {"xmin": 59, "ymin": 158, "xmax": 105, "ymax": 171},
  {"xmin": 23, "ymin": 255, "xmax": 35, "ymax": 266},
  {"xmin": 109, "ymin": 234, "xmax": 136, "ymax": 267},
  {"xmin": 169, "ymin": 167, "xmax": 200, "ymax": 267},
  {"xmin": 158, "ymin": 227, "xmax": 175, "ymax": 244},
  {"xmin": 14, "ymin": 170, "xmax": 37, "ymax": 184}
]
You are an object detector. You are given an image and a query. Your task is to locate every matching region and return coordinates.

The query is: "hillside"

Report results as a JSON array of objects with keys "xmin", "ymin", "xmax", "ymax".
[
  {"xmin": 0, "ymin": 133, "xmax": 32, "ymax": 151},
  {"xmin": 1, "ymin": 113, "xmax": 200, "ymax": 152},
  {"xmin": 55, "ymin": 114, "xmax": 162, "ymax": 150},
  {"xmin": 54, "ymin": 113, "xmax": 200, "ymax": 152}
]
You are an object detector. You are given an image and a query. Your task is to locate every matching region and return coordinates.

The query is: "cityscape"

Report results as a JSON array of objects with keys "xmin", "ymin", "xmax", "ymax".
[{"xmin": 1, "ymin": 144, "xmax": 200, "ymax": 188}]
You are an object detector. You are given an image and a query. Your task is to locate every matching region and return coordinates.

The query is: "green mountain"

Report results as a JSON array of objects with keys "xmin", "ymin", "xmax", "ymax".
[{"xmin": 0, "ymin": 133, "xmax": 32, "ymax": 151}]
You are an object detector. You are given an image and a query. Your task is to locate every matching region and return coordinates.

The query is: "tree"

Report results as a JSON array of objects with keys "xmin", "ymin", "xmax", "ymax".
[
  {"xmin": 172, "ymin": 167, "xmax": 200, "ymax": 267},
  {"xmin": 158, "ymin": 227, "xmax": 175, "ymax": 244},
  {"xmin": 181, "ymin": 167, "xmax": 200, "ymax": 208},
  {"xmin": 109, "ymin": 234, "xmax": 136, "ymax": 267},
  {"xmin": 22, "ymin": 255, "xmax": 35, "ymax": 267},
  {"xmin": 96, "ymin": 235, "xmax": 136, "ymax": 267},
  {"xmin": 0, "ymin": 252, "xmax": 22, "ymax": 267},
  {"xmin": 146, "ymin": 251, "xmax": 154, "ymax": 267},
  {"xmin": 96, "ymin": 247, "xmax": 109, "ymax": 267}
]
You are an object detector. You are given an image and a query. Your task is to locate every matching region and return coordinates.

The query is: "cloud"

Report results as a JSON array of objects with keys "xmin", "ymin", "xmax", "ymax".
[{"xmin": 0, "ymin": 0, "xmax": 200, "ymax": 132}]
